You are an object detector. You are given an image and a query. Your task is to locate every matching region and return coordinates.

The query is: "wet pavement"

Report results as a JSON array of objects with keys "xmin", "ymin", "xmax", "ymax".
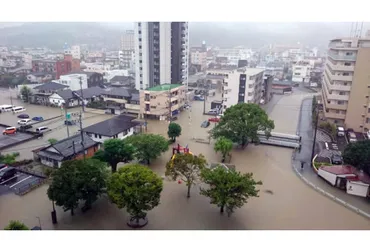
[
  {"xmin": 0, "ymin": 89, "xmax": 369, "ymax": 229},
  {"xmin": 0, "ymin": 125, "xmax": 35, "ymax": 150},
  {"xmin": 294, "ymin": 97, "xmax": 370, "ymax": 216}
]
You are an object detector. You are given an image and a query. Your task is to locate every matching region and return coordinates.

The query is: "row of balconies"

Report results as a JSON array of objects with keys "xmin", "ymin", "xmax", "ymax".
[
  {"xmin": 327, "ymin": 52, "xmax": 357, "ymax": 61},
  {"xmin": 322, "ymin": 80, "xmax": 350, "ymax": 101},
  {"xmin": 325, "ymin": 69, "xmax": 353, "ymax": 82},
  {"xmin": 326, "ymin": 59, "xmax": 355, "ymax": 72}
]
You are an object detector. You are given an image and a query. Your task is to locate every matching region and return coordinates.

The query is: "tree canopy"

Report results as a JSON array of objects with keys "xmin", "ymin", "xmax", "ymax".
[
  {"xmin": 47, "ymin": 159, "xmax": 108, "ymax": 215},
  {"xmin": 167, "ymin": 123, "xmax": 182, "ymax": 142},
  {"xmin": 0, "ymin": 152, "xmax": 19, "ymax": 165},
  {"xmin": 211, "ymin": 103, "xmax": 274, "ymax": 148},
  {"xmin": 165, "ymin": 153, "xmax": 207, "ymax": 197},
  {"xmin": 48, "ymin": 138, "xmax": 58, "ymax": 145},
  {"xmin": 93, "ymin": 138, "xmax": 135, "ymax": 173},
  {"xmin": 126, "ymin": 134, "xmax": 169, "ymax": 164},
  {"xmin": 214, "ymin": 137, "xmax": 233, "ymax": 162},
  {"xmin": 107, "ymin": 164, "xmax": 163, "ymax": 223},
  {"xmin": 343, "ymin": 140, "xmax": 370, "ymax": 175},
  {"xmin": 4, "ymin": 220, "xmax": 29, "ymax": 230},
  {"xmin": 200, "ymin": 166, "xmax": 262, "ymax": 216},
  {"xmin": 20, "ymin": 85, "xmax": 32, "ymax": 102}
]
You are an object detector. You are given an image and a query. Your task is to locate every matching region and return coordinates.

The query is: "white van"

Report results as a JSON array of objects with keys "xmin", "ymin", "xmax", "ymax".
[
  {"xmin": 17, "ymin": 119, "xmax": 32, "ymax": 125},
  {"xmin": 36, "ymin": 126, "xmax": 49, "ymax": 133},
  {"xmin": 347, "ymin": 132, "xmax": 357, "ymax": 143},
  {"xmin": 12, "ymin": 106, "xmax": 26, "ymax": 113},
  {"xmin": 0, "ymin": 105, "xmax": 14, "ymax": 112}
]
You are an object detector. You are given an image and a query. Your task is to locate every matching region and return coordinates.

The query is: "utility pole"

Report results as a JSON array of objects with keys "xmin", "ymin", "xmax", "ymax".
[
  {"xmin": 63, "ymin": 105, "xmax": 70, "ymax": 137},
  {"xmin": 79, "ymin": 113, "xmax": 86, "ymax": 160},
  {"xmin": 311, "ymin": 107, "xmax": 319, "ymax": 166},
  {"xmin": 168, "ymin": 88, "xmax": 172, "ymax": 123},
  {"xmin": 79, "ymin": 76, "xmax": 85, "ymax": 112}
]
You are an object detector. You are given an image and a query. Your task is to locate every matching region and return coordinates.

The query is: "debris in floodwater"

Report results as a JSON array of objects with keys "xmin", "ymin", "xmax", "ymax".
[{"xmin": 264, "ymin": 190, "xmax": 274, "ymax": 195}]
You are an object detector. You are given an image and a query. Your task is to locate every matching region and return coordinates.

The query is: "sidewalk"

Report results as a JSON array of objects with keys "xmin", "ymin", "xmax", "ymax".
[{"xmin": 294, "ymin": 98, "xmax": 370, "ymax": 218}]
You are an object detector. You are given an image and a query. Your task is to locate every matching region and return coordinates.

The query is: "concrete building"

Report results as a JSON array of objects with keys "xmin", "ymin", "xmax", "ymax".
[
  {"xmin": 118, "ymin": 50, "xmax": 134, "ymax": 69},
  {"xmin": 190, "ymin": 48, "xmax": 207, "ymax": 71},
  {"xmin": 71, "ymin": 45, "xmax": 81, "ymax": 59},
  {"xmin": 83, "ymin": 63, "xmax": 110, "ymax": 74},
  {"xmin": 54, "ymin": 73, "xmax": 88, "ymax": 91},
  {"xmin": 222, "ymin": 67, "xmax": 264, "ymax": 111},
  {"xmin": 134, "ymin": 22, "xmax": 189, "ymax": 90},
  {"xmin": 121, "ymin": 30, "xmax": 135, "ymax": 51},
  {"xmin": 292, "ymin": 60, "xmax": 313, "ymax": 83},
  {"xmin": 140, "ymin": 84, "xmax": 186, "ymax": 120},
  {"xmin": 322, "ymin": 37, "xmax": 370, "ymax": 131}
]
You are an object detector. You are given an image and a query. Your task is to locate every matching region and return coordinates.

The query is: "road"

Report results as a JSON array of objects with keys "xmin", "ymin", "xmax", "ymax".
[
  {"xmin": 1, "ymin": 88, "xmax": 369, "ymax": 230},
  {"xmin": 294, "ymin": 97, "xmax": 370, "ymax": 215}
]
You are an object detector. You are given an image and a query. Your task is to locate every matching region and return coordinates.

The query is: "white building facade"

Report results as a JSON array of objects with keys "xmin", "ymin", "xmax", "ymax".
[
  {"xmin": 223, "ymin": 67, "xmax": 264, "ymax": 111},
  {"xmin": 55, "ymin": 74, "xmax": 88, "ymax": 91},
  {"xmin": 71, "ymin": 45, "xmax": 81, "ymax": 59},
  {"xmin": 134, "ymin": 22, "xmax": 189, "ymax": 90},
  {"xmin": 292, "ymin": 61, "xmax": 313, "ymax": 83}
]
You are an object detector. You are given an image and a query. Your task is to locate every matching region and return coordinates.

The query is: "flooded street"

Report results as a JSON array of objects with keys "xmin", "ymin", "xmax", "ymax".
[{"xmin": 0, "ymin": 89, "xmax": 369, "ymax": 229}]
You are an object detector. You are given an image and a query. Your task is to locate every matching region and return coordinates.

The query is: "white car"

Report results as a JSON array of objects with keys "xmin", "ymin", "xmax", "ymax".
[{"xmin": 17, "ymin": 119, "xmax": 31, "ymax": 125}]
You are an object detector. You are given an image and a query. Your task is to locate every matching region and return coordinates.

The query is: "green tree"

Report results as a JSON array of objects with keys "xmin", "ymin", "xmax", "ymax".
[
  {"xmin": 76, "ymin": 159, "xmax": 108, "ymax": 209},
  {"xmin": 93, "ymin": 139, "xmax": 135, "ymax": 173},
  {"xmin": 107, "ymin": 164, "xmax": 163, "ymax": 225},
  {"xmin": 167, "ymin": 122, "xmax": 182, "ymax": 142},
  {"xmin": 0, "ymin": 152, "xmax": 19, "ymax": 165},
  {"xmin": 200, "ymin": 166, "xmax": 262, "ymax": 216},
  {"xmin": 47, "ymin": 159, "xmax": 108, "ymax": 215},
  {"xmin": 211, "ymin": 103, "xmax": 274, "ymax": 148},
  {"xmin": 126, "ymin": 134, "xmax": 169, "ymax": 164},
  {"xmin": 214, "ymin": 137, "xmax": 233, "ymax": 162},
  {"xmin": 20, "ymin": 85, "xmax": 32, "ymax": 102},
  {"xmin": 48, "ymin": 138, "xmax": 58, "ymax": 145},
  {"xmin": 4, "ymin": 220, "xmax": 29, "ymax": 230},
  {"xmin": 165, "ymin": 153, "xmax": 207, "ymax": 198},
  {"xmin": 343, "ymin": 140, "xmax": 370, "ymax": 176}
]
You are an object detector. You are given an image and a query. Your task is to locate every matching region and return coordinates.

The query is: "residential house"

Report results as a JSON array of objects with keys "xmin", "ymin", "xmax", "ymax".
[
  {"xmin": 35, "ymin": 134, "xmax": 99, "ymax": 168},
  {"xmin": 54, "ymin": 73, "xmax": 88, "ymax": 91},
  {"xmin": 31, "ymin": 82, "xmax": 68, "ymax": 105},
  {"xmin": 49, "ymin": 86, "xmax": 104, "ymax": 107},
  {"xmin": 69, "ymin": 71, "xmax": 104, "ymax": 87},
  {"xmin": 140, "ymin": 84, "xmax": 186, "ymax": 120},
  {"xmin": 82, "ymin": 114, "xmax": 140, "ymax": 143},
  {"xmin": 110, "ymin": 76, "xmax": 135, "ymax": 88},
  {"xmin": 101, "ymin": 87, "xmax": 140, "ymax": 115},
  {"xmin": 27, "ymin": 72, "xmax": 54, "ymax": 83}
]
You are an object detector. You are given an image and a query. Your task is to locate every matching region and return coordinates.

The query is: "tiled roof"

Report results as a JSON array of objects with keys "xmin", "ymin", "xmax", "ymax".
[
  {"xmin": 82, "ymin": 114, "xmax": 140, "ymax": 137},
  {"xmin": 33, "ymin": 82, "xmax": 68, "ymax": 91},
  {"xmin": 57, "ymin": 86, "xmax": 104, "ymax": 100}
]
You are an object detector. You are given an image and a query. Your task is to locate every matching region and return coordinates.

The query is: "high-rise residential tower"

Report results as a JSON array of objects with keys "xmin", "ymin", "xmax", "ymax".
[
  {"xmin": 322, "ymin": 36, "xmax": 370, "ymax": 132},
  {"xmin": 134, "ymin": 22, "xmax": 189, "ymax": 90}
]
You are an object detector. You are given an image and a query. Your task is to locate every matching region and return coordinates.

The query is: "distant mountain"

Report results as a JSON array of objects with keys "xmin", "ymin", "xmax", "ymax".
[{"xmin": 0, "ymin": 22, "xmax": 369, "ymax": 50}]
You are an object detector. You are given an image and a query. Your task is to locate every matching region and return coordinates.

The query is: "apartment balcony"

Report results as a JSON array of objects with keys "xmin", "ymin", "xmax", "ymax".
[
  {"xmin": 326, "ymin": 69, "xmax": 353, "ymax": 82},
  {"xmin": 170, "ymin": 96, "xmax": 178, "ymax": 102},
  {"xmin": 326, "ymin": 60, "xmax": 355, "ymax": 72},
  {"xmin": 323, "ymin": 84, "xmax": 349, "ymax": 101},
  {"xmin": 322, "ymin": 92, "xmax": 348, "ymax": 110},
  {"xmin": 327, "ymin": 52, "xmax": 357, "ymax": 61},
  {"xmin": 323, "ymin": 109, "xmax": 346, "ymax": 120},
  {"xmin": 327, "ymin": 84, "xmax": 351, "ymax": 92}
]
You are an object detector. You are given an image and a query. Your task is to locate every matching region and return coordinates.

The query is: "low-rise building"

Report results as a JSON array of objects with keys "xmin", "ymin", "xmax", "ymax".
[
  {"xmin": 31, "ymin": 82, "xmax": 69, "ymax": 105},
  {"xmin": 35, "ymin": 134, "xmax": 99, "ymax": 168},
  {"xmin": 26, "ymin": 72, "xmax": 54, "ymax": 83},
  {"xmin": 54, "ymin": 73, "xmax": 88, "ymax": 91},
  {"xmin": 82, "ymin": 114, "xmax": 140, "ymax": 143},
  {"xmin": 292, "ymin": 60, "xmax": 313, "ymax": 83},
  {"xmin": 49, "ymin": 86, "xmax": 104, "ymax": 107},
  {"xmin": 140, "ymin": 84, "xmax": 186, "ymax": 120},
  {"xmin": 222, "ymin": 67, "xmax": 264, "ymax": 111},
  {"xmin": 69, "ymin": 71, "xmax": 104, "ymax": 88},
  {"xmin": 101, "ymin": 87, "xmax": 140, "ymax": 115}
]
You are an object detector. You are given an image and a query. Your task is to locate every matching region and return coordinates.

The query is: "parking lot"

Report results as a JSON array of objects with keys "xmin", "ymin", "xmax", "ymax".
[
  {"xmin": 0, "ymin": 125, "xmax": 35, "ymax": 150},
  {"xmin": 0, "ymin": 166, "xmax": 45, "ymax": 195}
]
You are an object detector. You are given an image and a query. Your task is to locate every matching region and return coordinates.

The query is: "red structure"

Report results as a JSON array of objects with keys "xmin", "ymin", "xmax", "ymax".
[
  {"xmin": 31, "ymin": 54, "xmax": 80, "ymax": 79},
  {"xmin": 172, "ymin": 144, "xmax": 189, "ymax": 155}
]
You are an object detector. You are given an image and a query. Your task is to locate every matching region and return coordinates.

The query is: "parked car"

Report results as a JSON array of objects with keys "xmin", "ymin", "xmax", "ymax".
[
  {"xmin": 0, "ymin": 167, "xmax": 17, "ymax": 182},
  {"xmin": 0, "ymin": 163, "xmax": 7, "ymax": 170},
  {"xmin": 347, "ymin": 131, "xmax": 357, "ymax": 143},
  {"xmin": 208, "ymin": 109, "xmax": 218, "ymax": 115},
  {"xmin": 36, "ymin": 126, "xmax": 49, "ymax": 133},
  {"xmin": 208, "ymin": 117, "xmax": 220, "ymax": 123},
  {"xmin": 18, "ymin": 119, "xmax": 32, "ymax": 125},
  {"xmin": 331, "ymin": 153, "xmax": 343, "ymax": 165},
  {"xmin": 32, "ymin": 116, "xmax": 44, "ymax": 121},
  {"xmin": 65, "ymin": 120, "xmax": 75, "ymax": 126},
  {"xmin": 201, "ymin": 120, "xmax": 210, "ymax": 128},
  {"xmin": 337, "ymin": 127, "xmax": 345, "ymax": 137},
  {"xmin": 17, "ymin": 113, "xmax": 29, "ymax": 119},
  {"xmin": 2, "ymin": 127, "xmax": 16, "ymax": 135}
]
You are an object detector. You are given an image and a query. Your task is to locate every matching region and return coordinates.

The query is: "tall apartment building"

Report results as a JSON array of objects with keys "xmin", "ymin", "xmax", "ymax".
[
  {"xmin": 134, "ymin": 22, "xmax": 189, "ymax": 90},
  {"xmin": 222, "ymin": 67, "xmax": 264, "ymax": 111},
  {"xmin": 71, "ymin": 45, "xmax": 81, "ymax": 60},
  {"xmin": 322, "ymin": 37, "xmax": 370, "ymax": 132},
  {"xmin": 120, "ymin": 30, "xmax": 135, "ymax": 69}
]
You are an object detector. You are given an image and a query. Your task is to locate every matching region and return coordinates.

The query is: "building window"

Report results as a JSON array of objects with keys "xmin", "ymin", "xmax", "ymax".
[
  {"xmin": 367, "ymin": 118, "xmax": 370, "ymax": 124},
  {"xmin": 344, "ymin": 62, "xmax": 351, "ymax": 66},
  {"xmin": 99, "ymin": 135, "xmax": 102, "ymax": 139},
  {"xmin": 338, "ymin": 101, "xmax": 344, "ymax": 105},
  {"xmin": 138, "ymin": 23, "xmax": 141, "ymax": 27},
  {"xmin": 339, "ymin": 92, "xmax": 346, "ymax": 95},
  {"xmin": 139, "ymin": 46, "xmax": 142, "ymax": 49},
  {"xmin": 138, "ymin": 31, "xmax": 141, "ymax": 34},
  {"xmin": 139, "ymin": 38, "xmax": 142, "ymax": 42},
  {"xmin": 94, "ymin": 134, "xmax": 97, "ymax": 138}
]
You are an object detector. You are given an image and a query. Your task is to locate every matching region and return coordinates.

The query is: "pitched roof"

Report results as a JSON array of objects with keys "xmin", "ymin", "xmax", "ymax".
[
  {"xmin": 82, "ymin": 114, "xmax": 140, "ymax": 137},
  {"xmin": 34, "ymin": 82, "xmax": 68, "ymax": 91},
  {"xmin": 38, "ymin": 134, "xmax": 97, "ymax": 160},
  {"xmin": 110, "ymin": 75, "xmax": 133, "ymax": 83},
  {"xmin": 57, "ymin": 86, "xmax": 104, "ymax": 100},
  {"xmin": 131, "ymin": 93, "xmax": 140, "ymax": 102},
  {"xmin": 69, "ymin": 71, "xmax": 102, "ymax": 77},
  {"xmin": 102, "ymin": 87, "xmax": 134, "ymax": 97}
]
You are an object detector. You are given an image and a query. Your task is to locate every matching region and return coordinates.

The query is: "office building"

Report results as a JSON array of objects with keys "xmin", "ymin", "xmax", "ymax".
[
  {"xmin": 322, "ymin": 37, "xmax": 370, "ymax": 132},
  {"xmin": 222, "ymin": 67, "xmax": 264, "ymax": 111},
  {"xmin": 119, "ymin": 30, "xmax": 135, "ymax": 69},
  {"xmin": 134, "ymin": 22, "xmax": 189, "ymax": 90}
]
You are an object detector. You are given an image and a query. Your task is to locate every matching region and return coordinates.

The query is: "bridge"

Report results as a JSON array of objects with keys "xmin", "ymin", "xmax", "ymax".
[{"xmin": 257, "ymin": 131, "xmax": 301, "ymax": 149}]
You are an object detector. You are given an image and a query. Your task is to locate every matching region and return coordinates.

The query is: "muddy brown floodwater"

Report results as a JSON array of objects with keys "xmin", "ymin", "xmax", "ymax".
[{"xmin": 0, "ymin": 90, "xmax": 369, "ymax": 230}]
